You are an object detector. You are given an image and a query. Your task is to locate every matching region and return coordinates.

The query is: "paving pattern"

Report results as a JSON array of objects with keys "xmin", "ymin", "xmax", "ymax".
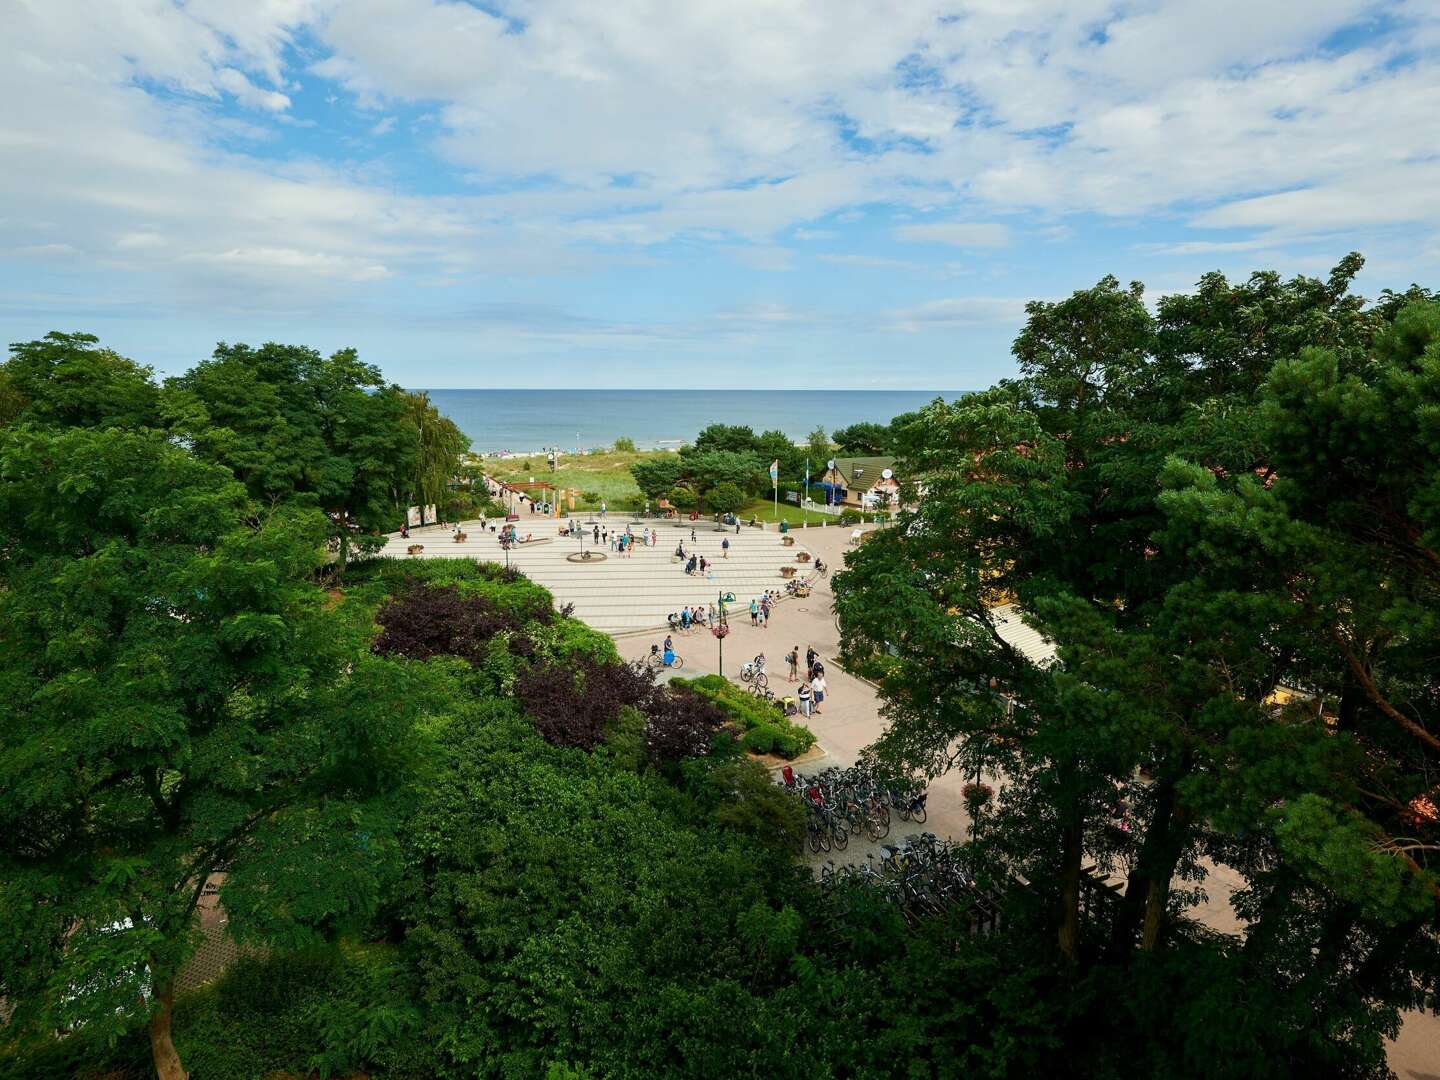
[{"xmin": 378, "ymin": 517, "xmax": 821, "ymax": 633}]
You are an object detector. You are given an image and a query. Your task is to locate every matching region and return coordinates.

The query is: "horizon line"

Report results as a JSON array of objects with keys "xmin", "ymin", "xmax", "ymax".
[{"xmin": 409, "ymin": 386, "xmax": 974, "ymax": 393}]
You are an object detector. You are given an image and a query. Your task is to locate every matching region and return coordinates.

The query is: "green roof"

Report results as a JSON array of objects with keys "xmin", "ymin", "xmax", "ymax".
[{"xmin": 831, "ymin": 457, "xmax": 896, "ymax": 485}]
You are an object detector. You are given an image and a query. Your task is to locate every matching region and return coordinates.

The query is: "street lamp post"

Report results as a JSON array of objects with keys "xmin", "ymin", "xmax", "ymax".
[{"xmin": 712, "ymin": 594, "xmax": 730, "ymax": 678}]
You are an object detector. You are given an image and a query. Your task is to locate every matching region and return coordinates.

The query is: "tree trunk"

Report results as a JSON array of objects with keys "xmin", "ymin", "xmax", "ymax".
[
  {"xmin": 148, "ymin": 978, "xmax": 188, "ymax": 1080},
  {"xmin": 1109, "ymin": 759, "xmax": 1192, "ymax": 955},
  {"xmin": 1243, "ymin": 873, "xmax": 1298, "ymax": 960},
  {"xmin": 1109, "ymin": 770, "xmax": 1176, "ymax": 956},
  {"xmin": 1058, "ymin": 818, "xmax": 1084, "ymax": 962},
  {"xmin": 1141, "ymin": 785, "xmax": 1190, "ymax": 951}
]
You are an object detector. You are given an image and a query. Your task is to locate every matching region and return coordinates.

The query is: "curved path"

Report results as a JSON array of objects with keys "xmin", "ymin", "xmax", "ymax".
[{"xmin": 378, "ymin": 518, "xmax": 818, "ymax": 634}]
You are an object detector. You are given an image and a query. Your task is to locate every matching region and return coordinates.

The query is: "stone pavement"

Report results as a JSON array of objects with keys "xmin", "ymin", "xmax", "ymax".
[
  {"xmin": 378, "ymin": 517, "xmax": 821, "ymax": 633},
  {"xmin": 611, "ymin": 523, "xmax": 980, "ymax": 862}
]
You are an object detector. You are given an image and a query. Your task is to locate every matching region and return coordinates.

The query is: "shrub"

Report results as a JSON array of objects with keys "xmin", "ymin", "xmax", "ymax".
[
  {"xmin": 838, "ymin": 508, "xmax": 864, "ymax": 525},
  {"xmin": 612, "ymin": 436, "xmax": 637, "ymax": 453},
  {"xmin": 519, "ymin": 658, "xmax": 656, "ymax": 751},
  {"xmin": 741, "ymin": 725, "xmax": 779, "ymax": 754},
  {"xmin": 644, "ymin": 686, "xmax": 731, "ymax": 764}
]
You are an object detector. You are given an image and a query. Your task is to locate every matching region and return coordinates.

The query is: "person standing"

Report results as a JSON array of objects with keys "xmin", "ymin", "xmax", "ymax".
[
  {"xmin": 593, "ymin": 525, "xmax": 600, "ymax": 544},
  {"xmin": 806, "ymin": 646, "xmax": 818, "ymax": 680},
  {"xmin": 787, "ymin": 647, "xmax": 799, "ymax": 681},
  {"xmin": 721, "ymin": 537, "xmax": 730, "ymax": 559},
  {"xmin": 735, "ymin": 520, "xmax": 741, "ymax": 535},
  {"xmin": 749, "ymin": 597, "xmax": 759, "ymax": 626},
  {"xmin": 811, "ymin": 672, "xmax": 827, "ymax": 715},
  {"xmin": 760, "ymin": 596, "xmax": 770, "ymax": 627},
  {"xmin": 798, "ymin": 681, "xmax": 813, "ymax": 717}
]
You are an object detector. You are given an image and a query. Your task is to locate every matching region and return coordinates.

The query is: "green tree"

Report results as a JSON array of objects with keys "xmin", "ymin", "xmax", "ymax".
[
  {"xmin": 705, "ymin": 481, "xmax": 747, "ymax": 516},
  {"xmin": 754, "ymin": 429, "xmax": 803, "ymax": 480},
  {"xmin": 612, "ymin": 436, "xmax": 637, "ymax": 453},
  {"xmin": 0, "ymin": 427, "xmax": 425, "ymax": 1080},
  {"xmin": 692, "ymin": 423, "xmax": 758, "ymax": 453},
  {"xmin": 629, "ymin": 455, "xmax": 684, "ymax": 499},
  {"xmin": 405, "ymin": 390, "xmax": 470, "ymax": 527},
  {"xmin": 681, "ymin": 448, "xmax": 763, "ymax": 494},
  {"xmin": 163, "ymin": 342, "xmax": 427, "ymax": 562},
  {"xmin": 831, "ymin": 421, "xmax": 890, "ymax": 455},
  {"xmin": 806, "ymin": 425, "xmax": 830, "ymax": 463},
  {"xmin": 2, "ymin": 331, "xmax": 160, "ymax": 430},
  {"xmin": 833, "ymin": 256, "xmax": 1438, "ymax": 1068}
]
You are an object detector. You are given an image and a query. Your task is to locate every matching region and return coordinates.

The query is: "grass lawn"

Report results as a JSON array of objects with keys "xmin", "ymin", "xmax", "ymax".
[
  {"xmin": 739, "ymin": 499, "xmax": 888, "ymax": 526},
  {"xmin": 481, "ymin": 448, "xmax": 664, "ymax": 508}
]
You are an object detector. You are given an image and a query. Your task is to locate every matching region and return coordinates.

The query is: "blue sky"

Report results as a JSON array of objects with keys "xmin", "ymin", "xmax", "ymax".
[{"xmin": 4, "ymin": 0, "xmax": 1439, "ymax": 389}]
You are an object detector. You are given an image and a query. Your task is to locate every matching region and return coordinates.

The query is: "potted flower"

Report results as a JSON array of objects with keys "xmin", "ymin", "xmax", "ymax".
[{"xmin": 961, "ymin": 781, "xmax": 994, "ymax": 814}]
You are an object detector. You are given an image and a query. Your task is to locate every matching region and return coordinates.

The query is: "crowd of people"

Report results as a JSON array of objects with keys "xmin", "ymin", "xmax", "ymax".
[{"xmin": 409, "ymin": 509, "xmax": 833, "ymax": 712}]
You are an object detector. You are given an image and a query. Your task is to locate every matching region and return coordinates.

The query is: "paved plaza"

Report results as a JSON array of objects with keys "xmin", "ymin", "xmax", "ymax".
[{"xmin": 379, "ymin": 516, "xmax": 822, "ymax": 633}]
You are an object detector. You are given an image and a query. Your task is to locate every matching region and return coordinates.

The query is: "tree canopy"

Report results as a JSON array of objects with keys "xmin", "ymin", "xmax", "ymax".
[{"xmin": 834, "ymin": 254, "xmax": 1440, "ymax": 1072}]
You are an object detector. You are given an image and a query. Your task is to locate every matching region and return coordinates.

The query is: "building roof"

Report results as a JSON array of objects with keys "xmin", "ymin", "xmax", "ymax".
[
  {"xmin": 988, "ymin": 603, "xmax": 1058, "ymax": 668},
  {"xmin": 828, "ymin": 456, "xmax": 897, "ymax": 487}
]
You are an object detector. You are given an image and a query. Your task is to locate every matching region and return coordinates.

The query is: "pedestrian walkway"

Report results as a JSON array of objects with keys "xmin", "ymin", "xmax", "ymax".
[{"xmin": 378, "ymin": 519, "xmax": 820, "ymax": 633}]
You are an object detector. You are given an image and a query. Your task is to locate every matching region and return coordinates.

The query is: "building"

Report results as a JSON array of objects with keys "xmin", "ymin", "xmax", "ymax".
[{"xmin": 815, "ymin": 456, "xmax": 901, "ymax": 509}]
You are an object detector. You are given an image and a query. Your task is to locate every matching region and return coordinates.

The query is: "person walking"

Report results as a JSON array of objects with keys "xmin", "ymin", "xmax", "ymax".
[
  {"xmin": 760, "ymin": 596, "xmax": 770, "ymax": 627},
  {"xmin": 699, "ymin": 555, "xmax": 707, "ymax": 575},
  {"xmin": 811, "ymin": 672, "xmax": 827, "ymax": 715},
  {"xmin": 749, "ymin": 597, "xmax": 759, "ymax": 626},
  {"xmin": 798, "ymin": 681, "xmax": 813, "ymax": 717},
  {"xmin": 786, "ymin": 647, "xmax": 799, "ymax": 681},
  {"xmin": 806, "ymin": 646, "xmax": 818, "ymax": 680},
  {"xmin": 735, "ymin": 520, "xmax": 741, "ymax": 535},
  {"xmin": 593, "ymin": 525, "xmax": 600, "ymax": 544},
  {"xmin": 721, "ymin": 537, "xmax": 730, "ymax": 559}
]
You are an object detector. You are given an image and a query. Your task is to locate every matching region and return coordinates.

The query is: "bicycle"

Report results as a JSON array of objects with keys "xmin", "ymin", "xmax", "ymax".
[
  {"xmin": 645, "ymin": 652, "xmax": 684, "ymax": 671},
  {"xmin": 739, "ymin": 654, "xmax": 767, "ymax": 687}
]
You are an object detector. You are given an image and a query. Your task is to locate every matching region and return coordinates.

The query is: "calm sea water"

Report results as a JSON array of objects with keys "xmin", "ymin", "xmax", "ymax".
[{"xmin": 420, "ymin": 388, "xmax": 966, "ymax": 453}]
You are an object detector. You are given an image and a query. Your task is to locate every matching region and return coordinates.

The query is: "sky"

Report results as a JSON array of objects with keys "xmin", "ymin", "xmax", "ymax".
[{"xmin": 3, "ymin": 1, "xmax": 1439, "ymax": 389}]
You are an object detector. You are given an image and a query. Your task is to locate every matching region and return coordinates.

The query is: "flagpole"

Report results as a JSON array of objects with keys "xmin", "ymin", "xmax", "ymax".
[
  {"xmin": 803, "ymin": 458, "xmax": 809, "ymax": 529},
  {"xmin": 769, "ymin": 458, "xmax": 779, "ymax": 527}
]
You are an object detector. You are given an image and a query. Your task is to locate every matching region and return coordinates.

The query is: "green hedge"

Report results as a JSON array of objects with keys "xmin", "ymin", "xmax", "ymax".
[{"xmin": 672, "ymin": 675, "xmax": 816, "ymax": 758}]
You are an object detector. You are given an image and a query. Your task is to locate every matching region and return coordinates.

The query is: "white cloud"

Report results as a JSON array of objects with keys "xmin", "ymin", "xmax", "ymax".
[
  {"xmin": 886, "ymin": 296, "xmax": 1031, "ymax": 332},
  {"xmin": 895, "ymin": 223, "xmax": 1011, "ymax": 248},
  {"xmin": 2, "ymin": 0, "xmax": 1439, "ymax": 315},
  {"xmin": 214, "ymin": 67, "xmax": 291, "ymax": 112}
]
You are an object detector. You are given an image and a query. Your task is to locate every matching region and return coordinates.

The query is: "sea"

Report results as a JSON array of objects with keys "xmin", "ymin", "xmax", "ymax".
[{"xmin": 420, "ymin": 388, "xmax": 967, "ymax": 454}]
